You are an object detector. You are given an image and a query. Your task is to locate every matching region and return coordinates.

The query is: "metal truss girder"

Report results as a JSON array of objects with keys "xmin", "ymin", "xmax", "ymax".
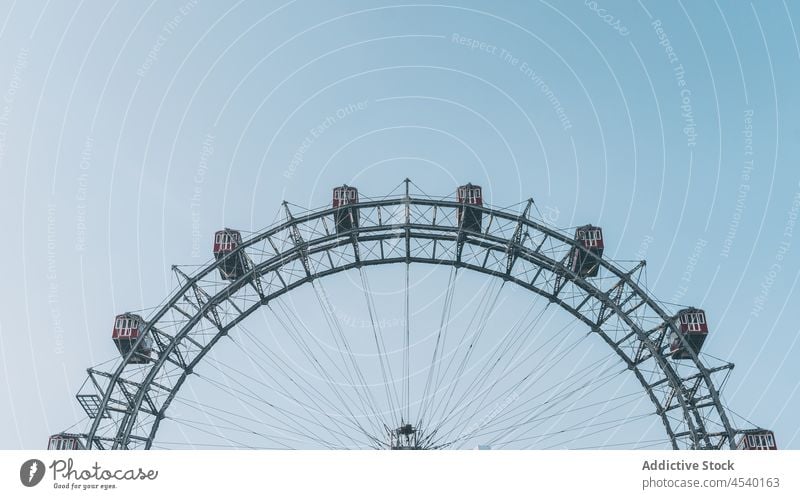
[
  {"xmin": 133, "ymin": 247, "xmax": 684, "ymax": 447},
  {"xmin": 505, "ymin": 202, "xmax": 531, "ymax": 276},
  {"xmin": 80, "ymin": 196, "xmax": 735, "ymax": 450},
  {"xmin": 76, "ymin": 394, "xmax": 108, "ymax": 419},
  {"xmin": 125, "ymin": 258, "xmax": 680, "ymax": 450},
  {"xmin": 130, "ymin": 252, "xmax": 677, "ymax": 449},
  {"xmin": 634, "ymin": 325, "xmax": 669, "ymax": 364}
]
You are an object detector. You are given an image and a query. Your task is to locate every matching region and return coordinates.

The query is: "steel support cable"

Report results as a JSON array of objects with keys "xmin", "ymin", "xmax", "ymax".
[
  {"xmin": 447, "ymin": 297, "xmax": 550, "ymax": 410},
  {"xmin": 567, "ymin": 437, "xmax": 673, "ymax": 450},
  {"xmin": 483, "ymin": 367, "xmax": 631, "ymax": 448},
  {"xmin": 403, "ymin": 263, "xmax": 411, "ymax": 423},
  {"xmin": 157, "ymin": 359, "xmax": 238, "ymax": 448},
  {"xmin": 563, "ymin": 344, "xmax": 654, "ymax": 448},
  {"xmin": 358, "ymin": 267, "xmax": 402, "ymax": 426},
  {"xmin": 524, "ymin": 411, "xmax": 655, "ymax": 449},
  {"xmin": 418, "ymin": 256, "xmax": 680, "ymax": 444},
  {"xmin": 430, "ymin": 272, "xmax": 500, "ymax": 392},
  {"xmin": 466, "ymin": 372, "xmax": 637, "ymax": 449},
  {"xmin": 427, "ymin": 279, "xmax": 507, "ymax": 430},
  {"xmin": 490, "ymin": 355, "xmax": 626, "ymax": 433},
  {"xmin": 450, "ymin": 306, "xmax": 578, "ymax": 404},
  {"xmin": 444, "ymin": 389, "xmax": 642, "ymax": 450},
  {"xmin": 424, "ymin": 272, "xmax": 502, "ymax": 426},
  {"xmin": 439, "ymin": 352, "xmax": 625, "ymax": 449},
  {"xmin": 168, "ymin": 395, "xmax": 376, "ymax": 449},
  {"xmin": 165, "ymin": 413, "xmax": 307, "ymax": 444},
  {"xmin": 573, "ymin": 406, "xmax": 659, "ymax": 454},
  {"xmin": 511, "ymin": 391, "xmax": 642, "ymax": 430},
  {"xmin": 234, "ymin": 320, "xmax": 374, "ymax": 444},
  {"xmin": 467, "ymin": 323, "xmax": 617, "ymax": 421},
  {"xmin": 175, "ymin": 383, "xmax": 330, "ymax": 450},
  {"xmin": 267, "ymin": 300, "xmax": 382, "ymax": 448},
  {"xmin": 172, "ymin": 395, "xmax": 375, "ymax": 450},
  {"xmin": 199, "ymin": 356, "xmax": 344, "ymax": 445},
  {"xmin": 720, "ymin": 399, "xmax": 759, "ymax": 432},
  {"xmin": 169, "ymin": 394, "xmax": 297, "ymax": 434},
  {"xmin": 193, "ymin": 370, "xmax": 341, "ymax": 448},
  {"xmin": 432, "ymin": 328, "xmax": 607, "ymax": 448},
  {"xmin": 541, "ymin": 412, "xmax": 656, "ymax": 450},
  {"xmin": 489, "ymin": 400, "xmax": 651, "ymax": 449},
  {"xmin": 272, "ymin": 298, "xmax": 366, "ymax": 393},
  {"xmin": 429, "ymin": 318, "xmax": 592, "ymax": 445},
  {"xmin": 569, "ymin": 387, "xmax": 652, "ymax": 449},
  {"xmin": 310, "ymin": 280, "xmax": 385, "ymax": 428},
  {"xmin": 432, "ymin": 299, "xmax": 555, "ymax": 438},
  {"xmin": 267, "ymin": 301, "xmax": 384, "ymax": 441},
  {"xmin": 225, "ymin": 333, "xmax": 355, "ymax": 449},
  {"xmin": 163, "ymin": 415, "xmax": 291, "ymax": 450},
  {"xmin": 433, "ymin": 281, "xmax": 505, "ymax": 414},
  {"xmin": 155, "ymin": 383, "xmax": 356, "ymax": 450},
  {"xmin": 236, "ymin": 321, "xmax": 354, "ymax": 416},
  {"xmin": 361, "ymin": 266, "xmax": 404, "ymax": 413},
  {"xmin": 453, "ymin": 352, "xmax": 625, "ymax": 442},
  {"xmin": 217, "ymin": 324, "xmax": 374, "ymax": 443},
  {"xmin": 417, "ymin": 265, "xmax": 458, "ymax": 427}
]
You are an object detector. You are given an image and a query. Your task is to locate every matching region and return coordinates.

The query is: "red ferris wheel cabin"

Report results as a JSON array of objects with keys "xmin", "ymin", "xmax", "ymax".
[
  {"xmin": 47, "ymin": 433, "xmax": 85, "ymax": 450},
  {"xmin": 456, "ymin": 183, "xmax": 483, "ymax": 232},
  {"xmin": 737, "ymin": 430, "xmax": 777, "ymax": 450},
  {"xmin": 669, "ymin": 308, "xmax": 709, "ymax": 360},
  {"xmin": 213, "ymin": 229, "xmax": 247, "ymax": 280},
  {"xmin": 111, "ymin": 313, "xmax": 152, "ymax": 364},
  {"xmin": 569, "ymin": 225, "xmax": 604, "ymax": 277},
  {"xmin": 333, "ymin": 185, "xmax": 359, "ymax": 233}
]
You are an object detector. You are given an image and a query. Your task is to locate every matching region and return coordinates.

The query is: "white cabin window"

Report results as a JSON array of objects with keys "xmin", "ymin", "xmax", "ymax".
[
  {"xmin": 681, "ymin": 312, "xmax": 705, "ymax": 332},
  {"xmin": 216, "ymin": 232, "xmax": 239, "ymax": 250},
  {"xmin": 578, "ymin": 229, "xmax": 601, "ymax": 248},
  {"xmin": 335, "ymin": 189, "xmax": 355, "ymax": 202},
  {"xmin": 459, "ymin": 187, "xmax": 481, "ymax": 203}
]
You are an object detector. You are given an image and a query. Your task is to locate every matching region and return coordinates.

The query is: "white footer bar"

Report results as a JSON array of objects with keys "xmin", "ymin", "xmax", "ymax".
[{"xmin": 2, "ymin": 450, "xmax": 797, "ymax": 498}]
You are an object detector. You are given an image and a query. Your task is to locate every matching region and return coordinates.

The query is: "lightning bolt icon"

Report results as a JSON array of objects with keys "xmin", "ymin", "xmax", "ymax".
[{"xmin": 28, "ymin": 461, "xmax": 38, "ymax": 484}]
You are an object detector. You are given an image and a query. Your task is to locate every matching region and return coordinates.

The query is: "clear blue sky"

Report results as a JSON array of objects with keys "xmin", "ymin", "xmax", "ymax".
[{"xmin": 0, "ymin": 0, "xmax": 798, "ymax": 449}]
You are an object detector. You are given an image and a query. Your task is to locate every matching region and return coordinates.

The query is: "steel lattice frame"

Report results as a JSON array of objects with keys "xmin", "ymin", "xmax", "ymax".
[{"xmin": 71, "ymin": 192, "xmax": 743, "ymax": 450}]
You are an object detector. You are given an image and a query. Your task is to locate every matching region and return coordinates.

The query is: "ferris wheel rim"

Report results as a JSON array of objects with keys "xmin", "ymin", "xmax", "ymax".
[{"xmin": 77, "ymin": 193, "xmax": 737, "ymax": 450}]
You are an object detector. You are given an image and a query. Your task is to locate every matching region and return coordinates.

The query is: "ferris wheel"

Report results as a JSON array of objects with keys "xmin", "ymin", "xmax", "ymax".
[{"xmin": 48, "ymin": 180, "xmax": 776, "ymax": 451}]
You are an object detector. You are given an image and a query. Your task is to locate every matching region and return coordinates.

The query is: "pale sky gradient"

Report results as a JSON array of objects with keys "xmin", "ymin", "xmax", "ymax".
[{"xmin": 0, "ymin": 0, "xmax": 798, "ymax": 449}]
